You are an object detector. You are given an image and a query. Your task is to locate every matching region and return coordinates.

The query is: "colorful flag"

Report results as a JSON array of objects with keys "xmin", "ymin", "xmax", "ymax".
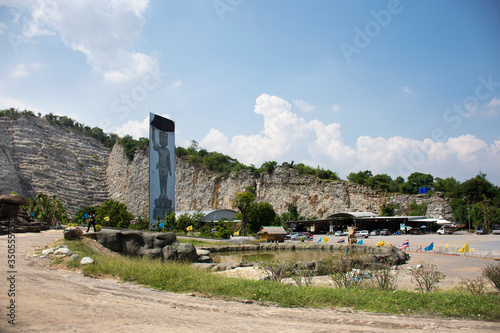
[
  {"xmin": 424, "ymin": 242, "xmax": 434, "ymax": 251},
  {"xmin": 103, "ymin": 216, "xmax": 109, "ymax": 222},
  {"xmin": 337, "ymin": 238, "xmax": 345, "ymax": 243},
  {"xmin": 357, "ymin": 239, "xmax": 363, "ymax": 245},
  {"xmin": 307, "ymin": 236, "xmax": 314, "ymax": 241},
  {"xmin": 186, "ymin": 225, "xmax": 193, "ymax": 231},
  {"xmin": 459, "ymin": 243, "xmax": 469, "ymax": 253},
  {"xmin": 130, "ymin": 220, "xmax": 135, "ymax": 225},
  {"xmin": 234, "ymin": 230, "xmax": 239, "ymax": 236},
  {"xmin": 317, "ymin": 238, "xmax": 322, "ymax": 243},
  {"xmin": 211, "ymin": 228, "xmax": 216, "ymax": 233},
  {"xmin": 322, "ymin": 237, "xmax": 330, "ymax": 243},
  {"xmin": 376, "ymin": 240, "xmax": 385, "ymax": 247},
  {"xmin": 399, "ymin": 239, "xmax": 409, "ymax": 249}
]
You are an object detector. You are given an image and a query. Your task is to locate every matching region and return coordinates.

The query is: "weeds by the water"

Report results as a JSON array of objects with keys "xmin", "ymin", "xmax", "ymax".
[
  {"xmin": 460, "ymin": 277, "xmax": 486, "ymax": 295},
  {"xmin": 58, "ymin": 240, "xmax": 500, "ymax": 321},
  {"xmin": 408, "ymin": 262, "xmax": 446, "ymax": 293},
  {"xmin": 483, "ymin": 263, "xmax": 500, "ymax": 292}
]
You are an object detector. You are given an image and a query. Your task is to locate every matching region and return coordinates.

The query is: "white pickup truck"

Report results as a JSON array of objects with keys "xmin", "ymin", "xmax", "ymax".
[{"xmin": 493, "ymin": 225, "xmax": 500, "ymax": 235}]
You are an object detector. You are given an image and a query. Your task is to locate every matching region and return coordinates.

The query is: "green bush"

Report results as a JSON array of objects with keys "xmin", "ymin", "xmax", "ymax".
[{"xmin": 95, "ymin": 224, "xmax": 102, "ymax": 232}]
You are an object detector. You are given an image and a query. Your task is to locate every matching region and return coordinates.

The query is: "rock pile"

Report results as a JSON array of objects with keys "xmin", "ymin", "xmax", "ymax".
[
  {"xmin": 0, "ymin": 194, "xmax": 49, "ymax": 234},
  {"xmin": 92, "ymin": 230, "xmax": 204, "ymax": 263}
]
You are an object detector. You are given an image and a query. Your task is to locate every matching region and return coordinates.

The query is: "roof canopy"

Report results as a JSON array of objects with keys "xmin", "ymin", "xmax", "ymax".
[
  {"xmin": 175, "ymin": 209, "xmax": 238, "ymax": 222},
  {"xmin": 257, "ymin": 226, "xmax": 288, "ymax": 235},
  {"xmin": 327, "ymin": 212, "xmax": 378, "ymax": 219}
]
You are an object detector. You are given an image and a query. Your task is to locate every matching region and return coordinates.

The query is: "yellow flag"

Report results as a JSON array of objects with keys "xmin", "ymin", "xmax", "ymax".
[
  {"xmin": 376, "ymin": 240, "xmax": 385, "ymax": 247},
  {"xmin": 458, "ymin": 243, "xmax": 469, "ymax": 253},
  {"xmin": 103, "ymin": 216, "xmax": 109, "ymax": 222},
  {"xmin": 322, "ymin": 237, "xmax": 330, "ymax": 243},
  {"xmin": 186, "ymin": 225, "xmax": 193, "ymax": 231},
  {"xmin": 234, "ymin": 230, "xmax": 239, "ymax": 236}
]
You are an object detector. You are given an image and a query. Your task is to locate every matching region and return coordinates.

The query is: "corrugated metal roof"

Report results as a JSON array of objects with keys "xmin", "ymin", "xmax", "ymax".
[{"xmin": 327, "ymin": 211, "xmax": 378, "ymax": 218}]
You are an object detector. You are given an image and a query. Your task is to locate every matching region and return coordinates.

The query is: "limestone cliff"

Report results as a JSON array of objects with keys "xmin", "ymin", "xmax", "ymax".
[
  {"xmin": 0, "ymin": 115, "xmax": 453, "ymax": 219},
  {"xmin": 0, "ymin": 115, "xmax": 109, "ymax": 214}
]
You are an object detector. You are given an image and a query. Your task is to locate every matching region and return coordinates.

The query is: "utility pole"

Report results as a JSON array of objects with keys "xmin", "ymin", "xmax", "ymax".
[{"xmin": 466, "ymin": 198, "xmax": 471, "ymax": 231}]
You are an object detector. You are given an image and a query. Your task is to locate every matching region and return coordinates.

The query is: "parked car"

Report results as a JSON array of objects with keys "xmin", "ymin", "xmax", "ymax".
[
  {"xmin": 437, "ymin": 226, "xmax": 454, "ymax": 235},
  {"xmin": 290, "ymin": 233, "xmax": 310, "ymax": 241},
  {"xmin": 355, "ymin": 230, "xmax": 369, "ymax": 238},
  {"xmin": 476, "ymin": 225, "xmax": 486, "ymax": 235},
  {"xmin": 493, "ymin": 225, "xmax": 500, "ymax": 235},
  {"xmin": 334, "ymin": 230, "xmax": 347, "ymax": 237},
  {"xmin": 380, "ymin": 229, "xmax": 391, "ymax": 236},
  {"xmin": 285, "ymin": 232, "xmax": 299, "ymax": 239},
  {"xmin": 370, "ymin": 230, "xmax": 380, "ymax": 236}
]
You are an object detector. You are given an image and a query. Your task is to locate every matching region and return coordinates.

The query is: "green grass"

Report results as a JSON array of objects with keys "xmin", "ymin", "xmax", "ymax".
[
  {"xmin": 176, "ymin": 238, "xmax": 231, "ymax": 247},
  {"xmin": 60, "ymin": 240, "xmax": 500, "ymax": 321}
]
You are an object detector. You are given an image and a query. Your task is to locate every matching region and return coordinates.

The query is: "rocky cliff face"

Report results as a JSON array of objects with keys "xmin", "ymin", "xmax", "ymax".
[
  {"xmin": 0, "ymin": 116, "xmax": 109, "ymax": 214},
  {"xmin": 0, "ymin": 115, "xmax": 453, "ymax": 220}
]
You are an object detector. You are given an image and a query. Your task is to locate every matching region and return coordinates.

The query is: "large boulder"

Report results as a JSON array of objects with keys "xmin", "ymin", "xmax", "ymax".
[
  {"xmin": 64, "ymin": 227, "xmax": 83, "ymax": 240},
  {"xmin": 96, "ymin": 230, "xmax": 123, "ymax": 252},
  {"xmin": 95, "ymin": 230, "xmax": 199, "ymax": 263},
  {"xmin": 176, "ymin": 243, "xmax": 198, "ymax": 262},
  {"xmin": 0, "ymin": 194, "xmax": 28, "ymax": 206},
  {"xmin": 0, "ymin": 194, "xmax": 28, "ymax": 219}
]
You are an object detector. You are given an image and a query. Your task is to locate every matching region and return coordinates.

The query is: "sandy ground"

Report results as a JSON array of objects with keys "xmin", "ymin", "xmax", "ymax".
[{"xmin": 1, "ymin": 231, "xmax": 499, "ymax": 333}]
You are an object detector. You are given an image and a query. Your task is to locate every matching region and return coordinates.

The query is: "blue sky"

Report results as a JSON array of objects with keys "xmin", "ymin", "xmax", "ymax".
[{"xmin": 1, "ymin": 0, "xmax": 499, "ymax": 185}]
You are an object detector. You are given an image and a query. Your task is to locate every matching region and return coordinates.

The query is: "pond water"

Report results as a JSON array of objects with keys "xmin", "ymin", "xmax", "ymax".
[{"xmin": 210, "ymin": 249, "xmax": 341, "ymax": 264}]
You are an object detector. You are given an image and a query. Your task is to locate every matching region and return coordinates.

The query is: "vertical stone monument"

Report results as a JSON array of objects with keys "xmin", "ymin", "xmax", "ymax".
[{"xmin": 149, "ymin": 113, "xmax": 175, "ymax": 229}]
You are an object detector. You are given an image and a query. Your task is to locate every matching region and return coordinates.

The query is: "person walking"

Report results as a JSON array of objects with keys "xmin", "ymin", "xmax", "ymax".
[{"xmin": 86, "ymin": 211, "xmax": 96, "ymax": 233}]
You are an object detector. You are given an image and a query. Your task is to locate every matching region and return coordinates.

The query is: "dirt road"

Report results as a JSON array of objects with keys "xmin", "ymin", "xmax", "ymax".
[{"xmin": 1, "ymin": 231, "xmax": 499, "ymax": 332}]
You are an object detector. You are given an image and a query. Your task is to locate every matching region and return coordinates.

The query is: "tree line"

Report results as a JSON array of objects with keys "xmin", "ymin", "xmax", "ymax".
[{"xmin": 4, "ymin": 108, "xmax": 499, "ymax": 231}]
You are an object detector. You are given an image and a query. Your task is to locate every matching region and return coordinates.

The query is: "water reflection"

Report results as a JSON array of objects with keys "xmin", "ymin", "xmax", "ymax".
[{"xmin": 211, "ymin": 250, "xmax": 336, "ymax": 264}]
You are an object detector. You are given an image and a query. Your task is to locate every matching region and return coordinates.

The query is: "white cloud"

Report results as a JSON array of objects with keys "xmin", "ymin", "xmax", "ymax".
[
  {"xmin": 331, "ymin": 104, "xmax": 341, "ymax": 112},
  {"xmin": 10, "ymin": 62, "xmax": 42, "ymax": 78},
  {"xmin": 403, "ymin": 86, "xmax": 411, "ymax": 93},
  {"xmin": 292, "ymin": 99, "xmax": 315, "ymax": 112},
  {"xmin": 6, "ymin": 0, "xmax": 154, "ymax": 83},
  {"xmin": 199, "ymin": 93, "xmax": 500, "ymax": 183},
  {"xmin": 114, "ymin": 113, "xmax": 170, "ymax": 139},
  {"xmin": 171, "ymin": 80, "xmax": 182, "ymax": 88},
  {"xmin": 487, "ymin": 97, "xmax": 500, "ymax": 108},
  {"xmin": 0, "ymin": 22, "xmax": 7, "ymax": 34}
]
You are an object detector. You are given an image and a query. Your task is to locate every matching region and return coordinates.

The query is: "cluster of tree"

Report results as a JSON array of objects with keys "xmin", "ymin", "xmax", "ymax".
[
  {"xmin": 380, "ymin": 201, "xmax": 428, "ymax": 217},
  {"xmin": 175, "ymin": 141, "xmax": 254, "ymax": 178},
  {"xmin": 73, "ymin": 199, "xmax": 134, "ymax": 228},
  {"xmin": 348, "ymin": 170, "xmax": 406, "ymax": 192},
  {"xmin": 448, "ymin": 173, "xmax": 500, "ymax": 231},
  {"xmin": 118, "ymin": 135, "xmax": 149, "ymax": 161},
  {"xmin": 2, "ymin": 108, "xmax": 148, "ymax": 160},
  {"xmin": 292, "ymin": 162, "xmax": 340, "ymax": 181},
  {"xmin": 1, "ymin": 108, "xmax": 119, "ymax": 149},
  {"xmin": 25, "ymin": 193, "xmax": 69, "ymax": 226},
  {"xmin": 232, "ymin": 187, "xmax": 307, "ymax": 236}
]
